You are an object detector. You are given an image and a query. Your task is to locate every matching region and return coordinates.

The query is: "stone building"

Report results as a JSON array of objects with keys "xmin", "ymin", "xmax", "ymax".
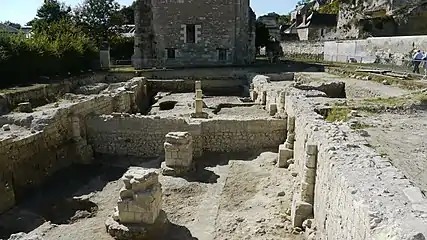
[
  {"xmin": 132, "ymin": 0, "xmax": 256, "ymax": 69},
  {"xmin": 296, "ymin": 12, "xmax": 337, "ymax": 41}
]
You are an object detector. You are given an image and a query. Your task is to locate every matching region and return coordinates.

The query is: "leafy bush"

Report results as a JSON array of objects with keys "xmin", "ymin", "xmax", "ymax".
[{"xmin": 0, "ymin": 19, "xmax": 98, "ymax": 88}]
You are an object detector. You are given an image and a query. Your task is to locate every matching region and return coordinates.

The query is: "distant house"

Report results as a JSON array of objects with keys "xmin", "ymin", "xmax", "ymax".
[
  {"xmin": 0, "ymin": 23, "xmax": 32, "ymax": 38},
  {"xmin": 296, "ymin": 12, "xmax": 337, "ymax": 40},
  {"xmin": 0, "ymin": 23, "xmax": 19, "ymax": 35}
]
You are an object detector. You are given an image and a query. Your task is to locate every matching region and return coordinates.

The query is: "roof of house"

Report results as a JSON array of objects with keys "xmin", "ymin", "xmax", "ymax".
[
  {"xmin": 0, "ymin": 23, "xmax": 19, "ymax": 33},
  {"xmin": 297, "ymin": 12, "xmax": 337, "ymax": 28}
]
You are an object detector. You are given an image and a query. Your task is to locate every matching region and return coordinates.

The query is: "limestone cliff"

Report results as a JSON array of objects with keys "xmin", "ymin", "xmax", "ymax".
[{"xmin": 336, "ymin": 0, "xmax": 427, "ymax": 38}]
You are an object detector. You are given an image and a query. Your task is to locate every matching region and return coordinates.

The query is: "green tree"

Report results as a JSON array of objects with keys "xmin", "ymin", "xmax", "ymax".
[
  {"xmin": 118, "ymin": 2, "xmax": 136, "ymax": 24},
  {"xmin": 277, "ymin": 14, "xmax": 291, "ymax": 25},
  {"xmin": 255, "ymin": 21, "xmax": 270, "ymax": 48},
  {"xmin": 35, "ymin": 0, "xmax": 71, "ymax": 23},
  {"xmin": 74, "ymin": 0, "xmax": 121, "ymax": 45}
]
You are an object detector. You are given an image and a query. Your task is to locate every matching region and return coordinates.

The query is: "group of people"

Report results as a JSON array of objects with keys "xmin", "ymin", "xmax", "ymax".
[{"xmin": 412, "ymin": 50, "xmax": 427, "ymax": 75}]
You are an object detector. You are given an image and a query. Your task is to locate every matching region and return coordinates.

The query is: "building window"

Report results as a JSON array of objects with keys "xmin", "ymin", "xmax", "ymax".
[
  {"xmin": 166, "ymin": 48, "xmax": 176, "ymax": 59},
  {"xmin": 218, "ymin": 48, "xmax": 227, "ymax": 61},
  {"xmin": 186, "ymin": 24, "xmax": 196, "ymax": 43}
]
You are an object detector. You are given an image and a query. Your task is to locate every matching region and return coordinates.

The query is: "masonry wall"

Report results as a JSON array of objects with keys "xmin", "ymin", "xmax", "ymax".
[
  {"xmin": 280, "ymin": 41, "xmax": 324, "ymax": 60},
  {"xmin": 147, "ymin": 79, "xmax": 245, "ymax": 96},
  {"xmin": 324, "ymin": 35, "xmax": 427, "ymax": 64},
  {"xmin": 0, "ymin": 78, "xmax": 148, "ymax": 214},
  {"xmin": 0, "ymin": 71, "xmax": 136, "ymax": 116},
  {"xmin": 284, "ymin": 95, "xmax": 427, "ymax": 239},
  {"xmin": 151, "ymin": 0, "xmax": 236, "ymax": 66},
  {"xmin": 86, "ymin": 115, "xmax": 286, "ymax": 159}
]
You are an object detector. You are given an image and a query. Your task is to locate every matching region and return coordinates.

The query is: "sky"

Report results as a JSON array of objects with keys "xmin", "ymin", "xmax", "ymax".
[{"xmin": 0, "ymin": 0, "xmax": 298, "ymax": 25}]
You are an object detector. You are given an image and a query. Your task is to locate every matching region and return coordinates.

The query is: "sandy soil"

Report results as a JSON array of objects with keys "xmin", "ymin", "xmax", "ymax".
[
  {"xmin": 298, "ymin": 72, "xmax": 409, "ymax": 99},
  {"xmin": 1, "ymin": 151, "xmax": 302, "ymax": 240},
  {"xmin": 360, "ymin": 110, "xmax": 427, "ymax": 194}
]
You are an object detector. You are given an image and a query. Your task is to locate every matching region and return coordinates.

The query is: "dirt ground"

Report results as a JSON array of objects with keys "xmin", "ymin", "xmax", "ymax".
[
  {"xmin": 0, "ymin": 151, "xmax": 302, "ymax": 240},
  {"xmin": 358, "ymin": 110, "xmax": 427, "ymax": 195}
]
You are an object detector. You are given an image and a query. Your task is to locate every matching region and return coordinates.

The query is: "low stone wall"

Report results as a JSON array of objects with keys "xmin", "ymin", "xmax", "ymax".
[
  {"xmin": 250, "ymin": 72, "xmax": 427, "ymax": 239},
  {"xmin": 86, "ymin": 115, "xmax": 286, "ymax": 158},
  {"xmin": 324, "ymin": 35, "xmax": 427, "ymax": 64},
  {"xmin": 140, "ymin": 67, "xmax": 248, "ymax": 80},
  {"xmin": 0, "ymin": 72, "xmax": 136, "ymax": 115},
  {"xmin": 280, "ymin": 91, "xmax": 427, "ymax": 239},
  {"xmin": 280, "ymin": 41, "xmax": 324, "ymax": 60},
  {"xmin": 147, "ymin": 79, "xmax": 246, "ymax": 95},
  {"xmin": 0, "ymin": 78, "xmax": 149, "ymax": 214}
]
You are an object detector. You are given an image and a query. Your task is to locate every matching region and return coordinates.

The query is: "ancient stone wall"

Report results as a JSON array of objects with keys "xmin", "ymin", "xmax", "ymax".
[
  {"xmin": 0, "ymin": 72, "xmax": 137, "ymax": 116},
  {"xmin": 249, "ymin": 72, "xmax": 427, "ymax": 239},
  {"xmin": 147, "ymin": 79, "xmax": 245, "ymax": 96},
  {"xmin": 86, "ymin": 115, "xmax": 286, "ymax": 158},
  {"xmin": 324, "ymin": 35, "xmax": 427, "ymax": 64},
  {"xmin": 0, "ymin": 78, "xmax": 148, "ymax": 214},
  {"xmin": 280, "ymin": 41, "xmax": 324, "ymax": 60},
  {"xmin": 283, "ymin": 90, "xmax": 427, "ymax": 239}
]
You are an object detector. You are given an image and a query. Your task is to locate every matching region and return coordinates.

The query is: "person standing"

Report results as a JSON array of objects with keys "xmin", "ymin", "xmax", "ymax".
[
  {"xmin": 423, "ymin": 52, "xmax": 427, "ymax": 79},
  {"xmin": 413, "ymin": 50, "xmax": 424, "ymax": 74}
]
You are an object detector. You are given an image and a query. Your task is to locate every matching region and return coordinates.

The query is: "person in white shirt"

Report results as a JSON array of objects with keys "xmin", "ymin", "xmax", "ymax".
[{"xmin": 413, "ymin": 50, "xmax": 424, "ymax": 74}]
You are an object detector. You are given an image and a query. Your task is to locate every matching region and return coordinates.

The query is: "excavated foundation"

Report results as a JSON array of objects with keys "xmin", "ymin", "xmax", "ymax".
[{"xmin": 1, "ymin": 66, "xmax": 427, "ymax": 240}]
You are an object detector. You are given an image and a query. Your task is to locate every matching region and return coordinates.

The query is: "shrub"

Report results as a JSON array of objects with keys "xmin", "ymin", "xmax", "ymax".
[{"xmin": 0, "ymin": 19, "xmax": 98, "ymax": 88}]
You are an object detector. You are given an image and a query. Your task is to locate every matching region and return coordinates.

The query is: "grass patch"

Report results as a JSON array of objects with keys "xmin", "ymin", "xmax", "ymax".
[
  {"xmin": 350, "ymin": 121, "xmax": 373, "ymax": 130},
  {"xmin": 325, "ymin": 107, "xmax": 351, "ymax": 122}
]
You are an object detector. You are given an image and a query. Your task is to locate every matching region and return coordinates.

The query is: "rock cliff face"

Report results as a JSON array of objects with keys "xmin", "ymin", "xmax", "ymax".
[{"xmin": 336, "ymin": 0, "xmax": 427, "ymax": 38}]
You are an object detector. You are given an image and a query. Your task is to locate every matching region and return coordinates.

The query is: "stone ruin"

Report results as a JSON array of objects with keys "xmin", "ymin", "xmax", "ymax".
[
  {"xmin": 190, "ymin": 81, "xmax": 208, "ymax": 119},
  {"xmin": 161, "ymin": 131, "xmax": 194, "ymax": 176},
  {"xmin": 105, "ymin": 168, "xmax": 168, "ymax": 240}
]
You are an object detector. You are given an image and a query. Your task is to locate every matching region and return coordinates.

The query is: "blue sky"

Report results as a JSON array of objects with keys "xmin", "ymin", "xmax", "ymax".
[{"xmin": 0, "ymin": 0, "xmax": 298, "ymax": 25}]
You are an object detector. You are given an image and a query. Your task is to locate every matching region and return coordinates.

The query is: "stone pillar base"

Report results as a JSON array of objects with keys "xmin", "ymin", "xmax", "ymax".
[
  {"xmin": 105, "ymin": 210, "xmax": 169, "ymax": 240},
  {"xmin": 160, "ymin": 161, "xmax": 195, "ymax": 177},
  {"xmin": 190, "ymin": 112, "xmax": 209, "ymax": 119},
  {"xmin": 277, "ymin": 144, "xmax": 294, "ymax": 168}
]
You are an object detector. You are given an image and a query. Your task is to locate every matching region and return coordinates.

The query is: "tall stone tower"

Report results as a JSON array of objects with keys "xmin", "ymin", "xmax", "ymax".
[{"xmin": 132, "ymin": 0, "xmax": 156, "ymax": 69}]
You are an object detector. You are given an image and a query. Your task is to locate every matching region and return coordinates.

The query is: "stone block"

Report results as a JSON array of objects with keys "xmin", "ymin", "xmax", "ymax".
[
  {"xmin": 195, "ymin": 99, "xmax": 203, "ymax": 113},
  {"xmin": 116, "ymin": 168, "xmax": 162, "ymax": 225},
  {"xmin": 300, "ymin": 181, "xmax": 315, "ymax": 203},
  {"xmin": 287, "ymin": 116, "xmax": 295, "ymax": 133},
  {"xmin": 306, "ymin": 144, "xmax": 318, "ymax": 155},
  {"xmin": 302, "ymin": 167, "xmax": 316, "ymax": 184},
  {"xmin": 291, "ymin": 199, "xmax": 313, "ymax": 228},
  {"xmin": 164, "ymin": 131, "xmax": 193, "ymax": 169},
  {"xmin": 277, "ymin": 144, "xmax": 293, "ymax": 168},
  {"xmin": 17, "ymin": 102, "xmax": 33, "ymax": 113},
  {"xmin": 305, "ymin": 154, "xmax": 317, "ymax": 169},
  {"xmin": 269, "ymin": 103, "xmax": 278, "ymax": 116},
  {"xmin": 195, "ymin": 80, "xmax": 202, "ymax": 90}
]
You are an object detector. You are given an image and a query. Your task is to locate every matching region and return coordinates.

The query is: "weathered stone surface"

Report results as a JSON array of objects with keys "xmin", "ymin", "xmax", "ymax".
[
  {"xmin": 277, "ymin": 144, "xmax": 293, "ymax": 168},
  {"xmin": 133, "ymin": 0, "xmax": 255, "ymax": 68},
  {"xmin": 105, "ymin": 210, "xmax": 169, "ymax": 240},
  {"xmin": 116, "ymin": 168, "xmax": 162, "ymax": 225},
  {"xmin": 2, "ymin": 124, "xmax": 10, "ymax": 131},
  {"xmin": 17, "ymin": 102, "xmax": 33, "ymax": 113}
]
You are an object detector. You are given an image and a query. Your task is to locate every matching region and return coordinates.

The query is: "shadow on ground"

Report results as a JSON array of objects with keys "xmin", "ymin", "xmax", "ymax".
[{"xmin": 0, "ymin": 163, "xmax": 128, "ymax": 238}]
